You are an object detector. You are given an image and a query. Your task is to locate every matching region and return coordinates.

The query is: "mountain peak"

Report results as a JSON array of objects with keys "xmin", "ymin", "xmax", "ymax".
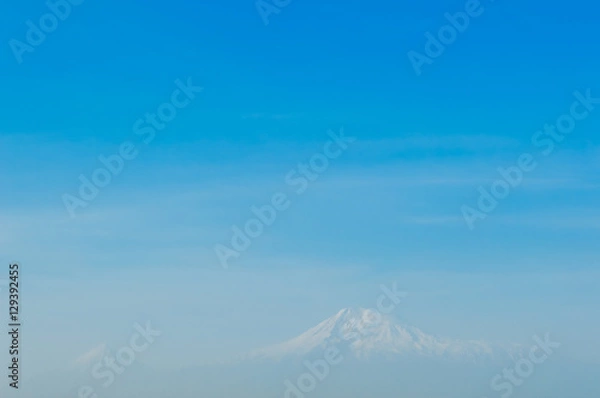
[{"xmin": 247, "ymin": 308, "xmax": 521, "ymax": 363}]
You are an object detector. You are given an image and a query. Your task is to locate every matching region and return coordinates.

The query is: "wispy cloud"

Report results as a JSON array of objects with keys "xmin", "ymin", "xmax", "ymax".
[
  {"xmin": 354, "ymin": 134, "xmax": 521, "ymax": 153},
  {"xmin": 496, "ymin": 213, "xmax": 600, "ymax": 229}
]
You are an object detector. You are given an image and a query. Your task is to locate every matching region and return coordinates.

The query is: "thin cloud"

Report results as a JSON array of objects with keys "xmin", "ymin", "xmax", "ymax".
[{"xmin": 355, "ymin": 134, "xmax": 521, "ymax": 153}]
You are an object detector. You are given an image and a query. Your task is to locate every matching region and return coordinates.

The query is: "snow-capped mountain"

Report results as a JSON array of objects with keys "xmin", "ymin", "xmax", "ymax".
[{"xmin": 247, "ymin": 308, "xmax": 520, "ymax": 363}]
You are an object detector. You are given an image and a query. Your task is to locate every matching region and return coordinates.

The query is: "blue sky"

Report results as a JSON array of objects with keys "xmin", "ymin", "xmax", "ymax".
[{"xmin": 0, "ymin": 0, "xmax": 599, "ymax": 392}]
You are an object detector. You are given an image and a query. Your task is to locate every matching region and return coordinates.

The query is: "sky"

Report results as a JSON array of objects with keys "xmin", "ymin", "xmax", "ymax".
[{"xmin": 0, "ymin": 0, "xmax": 599, "ymax": 395}]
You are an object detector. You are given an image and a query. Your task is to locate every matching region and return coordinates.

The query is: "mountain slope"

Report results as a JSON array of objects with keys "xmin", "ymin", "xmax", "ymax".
[{"xmin": 247, "ymin": 308, "xmax": 520, "ymax": 363}]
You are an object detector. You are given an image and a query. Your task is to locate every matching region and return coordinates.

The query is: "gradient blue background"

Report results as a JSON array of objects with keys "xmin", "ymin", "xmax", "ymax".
[{"xmin": 0, "ymin": 0, "xmax": 599, "ymax": 394}]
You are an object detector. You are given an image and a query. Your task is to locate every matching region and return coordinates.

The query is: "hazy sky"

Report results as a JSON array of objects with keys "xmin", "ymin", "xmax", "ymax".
[{"xmin": 0, "ymin": 0, "xmax": 599, "ymax": 393}]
